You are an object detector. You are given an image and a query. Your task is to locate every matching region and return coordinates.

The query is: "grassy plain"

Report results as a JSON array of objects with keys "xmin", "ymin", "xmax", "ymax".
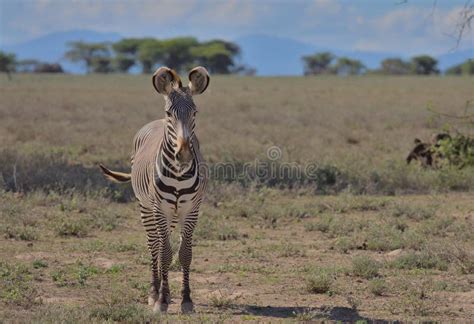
[{"xmin": 0, "ymin": 74, "xmax": 473, "ymax": 322}]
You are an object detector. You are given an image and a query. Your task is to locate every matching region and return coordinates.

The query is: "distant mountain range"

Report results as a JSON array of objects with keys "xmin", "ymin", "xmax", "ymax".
[
  {"xmin": 2, "ymin": 30, "xmax": 472, "ymax": 75},
  {"xmin": 2, "ymin": 30, "xmax": 122, "ymax": 74}
]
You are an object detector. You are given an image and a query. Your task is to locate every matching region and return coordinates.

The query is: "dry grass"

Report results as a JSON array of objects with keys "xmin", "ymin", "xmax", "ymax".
[
  {"xmin": 0, "ymin": 74, "xmax": 473, "ymax": 322},
  {"xmin": 1, "ymin": 74, "xmax": 474, "ymax": 195}
]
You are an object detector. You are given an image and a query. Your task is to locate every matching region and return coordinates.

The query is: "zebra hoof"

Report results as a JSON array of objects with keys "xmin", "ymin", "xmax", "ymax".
[
  {"xmin": 148, "ymin": 292, "xmax": 159, "ymax": 306},
  {"xmin": 153, "ymin": 301, "xmax": 168, "ymax": 313},
  {"xmin": 181, "ymin": 301, "xmax": 194, "ymax": 314}
]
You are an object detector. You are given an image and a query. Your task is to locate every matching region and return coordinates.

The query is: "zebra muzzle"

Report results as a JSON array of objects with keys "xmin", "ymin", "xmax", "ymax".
[{"xmin": 176, "ymin": 137, "xmax": 193, "ymax": 164}]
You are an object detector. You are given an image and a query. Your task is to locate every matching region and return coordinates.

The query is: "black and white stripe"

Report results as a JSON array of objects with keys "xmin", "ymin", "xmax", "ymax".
[{"xmin": 128, "ymin": 67, "xmax": 209, "ymax": 314}]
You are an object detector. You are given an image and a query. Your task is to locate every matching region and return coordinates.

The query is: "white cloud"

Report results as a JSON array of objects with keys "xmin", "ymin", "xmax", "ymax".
[
  {"xmin": 189, "ymin": 0, "xmax": 259, "ymax": 27},
  {"xmin": 309, "ymin": 0, "xmax": 341, "ymax": 15},
  {"xmin": 372, "ymin": 7, "xmax": 423, "ymax": 33},
  {"xmin": 1, "ymin": 0, "xmax": 472, "ymax": 56},
  {"xmin": 353, "ymin": 5, "xmax": 473, "ymax": 55}
]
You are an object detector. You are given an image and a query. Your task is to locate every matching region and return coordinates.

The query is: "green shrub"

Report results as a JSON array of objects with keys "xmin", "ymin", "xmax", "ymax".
[
  {"xmin": 352, "ymin": 256, "xmax": 380, "ymax": 279},
  {"xmin": 306, "ymin": 269, "xmax": 333, "ymax": 294},
  {"xmin": 2, "ymin": 225, "xmax": 38, "ymax": 241},
  {"xmin": 434, "ymin": 133, "xmax": 474, "ymax": 168},
  {"xmin": 32, "ymin": 260, "xmax": 48, "ymax": 269},
  {"xmin": 389, "ymin": 203, "xmax": 435, "ymax": 221},
  {"xmin": 0, "ymin": 261, "xmax": 38, "ymax": 307},
  {"xmin": 278, "ymin": 243, "xmax": 306, "ymax": 257},
  {"xmin": 333, "ymin": 237, "xmax": 354, "ymax": 253},
  {"xmin": 210, "ymin": 292, "xmax": 233, "ymax": 309},
  {"xmin": 54, "ymin": 217, "xmax": 89, "ymax": 237},
  {"xmin": 368, "ymin": 278, "xmax": 387, "ymax": 296},
  {"xmin": 390, "ymin": 251, "xmax": 448, "ymax": 271},
  {"xmin": 90, "ymin": 304, "xmax": 149, "ymax": 322},
  {"xmin": 76, "ymin": 263, "xmax": 99, "ymax": 286},
  {"xmin": 365, "ymin": 225, "xmax": 402, "ymax": 251},
  {"xmin": 194, "ymin": 215, "xmax": 239, "ymax": 241}
]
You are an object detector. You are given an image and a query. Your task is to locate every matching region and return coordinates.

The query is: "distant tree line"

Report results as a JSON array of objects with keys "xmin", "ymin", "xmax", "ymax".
[
  {"xmin": 302, "ymin": 52, "xmax": 366, "ymax": 76},
  {"xmin": 0, "ymin": 36, "xmax": 254, "ymax": 77},
  {"xmin": 64, "ymin": 37, "xmax": 252, "ymax": 75},
  {"xmin": 302, "ymin": 51, "xmax": 474, "ymax": 76},
  {"xmin": 1, "ymin": 42, "xmax": 473, "ymax": 78}
]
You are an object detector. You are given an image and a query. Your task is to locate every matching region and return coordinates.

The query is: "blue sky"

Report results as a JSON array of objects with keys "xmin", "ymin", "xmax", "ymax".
[{"xmin": 1, "ymin": 0, "xmax": 473, "ymax": 55}]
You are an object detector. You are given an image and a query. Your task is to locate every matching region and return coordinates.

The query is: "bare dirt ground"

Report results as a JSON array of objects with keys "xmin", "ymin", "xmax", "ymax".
[{"xmin": 1, "ymin": 192, "xmax": 473, "ymax": 322}]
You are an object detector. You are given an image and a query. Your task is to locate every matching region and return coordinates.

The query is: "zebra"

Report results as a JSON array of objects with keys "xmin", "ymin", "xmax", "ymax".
[{"xmin": 99, "ymin": 66, "xmax": 210, "ymax": 313}]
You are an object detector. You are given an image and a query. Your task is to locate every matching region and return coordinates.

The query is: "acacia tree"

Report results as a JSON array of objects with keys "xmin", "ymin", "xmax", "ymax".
[
  {"xmin": 113, "ymin": 55, "xmax": 135, "ymax": 73},
  {"xmin": 190, "ymin": 40, "xmax": 241, "ymax": 74},
  {"xmin": 411, "ymin": 55, "xmax": 439, "ymax": 75},
  {"xmin": 0, "ymin": 51, "xmax": 16, "ymax": 80},
  {"xmin": 302, "ymin": 52, "xmax": 335, "ymax": 75},
  {"xmin": 334, "ymin": 57, "xmax": 366, "ymax": 75},
  {"xmin": 161, "ymin": 37, "xmax": 199, "ymax": 73},
  {"xmin": 113, "ymin": 38, "xmax": 158, "ymax": 73},
  {"xmin": 136, "ymin": 39, "xmax": 164, "ymax": 74},
  {"xmin": 64, "ymin": 41, "xmax": 110, "ymax": 73},
  {"xmin": 112, "ymin": 38, "xmax": 143, "ymax": 56},
  {"xmin": 446, "ymin": 59, "xmax": 474, "ymax": 75},
  {"xmin": 380, "ymin": 58, "xmax": 412, "ymax": 75}
]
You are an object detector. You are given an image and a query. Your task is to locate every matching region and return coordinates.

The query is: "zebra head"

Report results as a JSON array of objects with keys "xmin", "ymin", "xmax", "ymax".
[{"xmin": 152, "ymin": 66, "xmax": 210, "ymax": 166}]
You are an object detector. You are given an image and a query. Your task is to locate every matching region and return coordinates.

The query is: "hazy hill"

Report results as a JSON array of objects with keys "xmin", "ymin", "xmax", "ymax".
[{"xmin": 2, "ymin": 30, "xmax": 122, "ymax": 73}]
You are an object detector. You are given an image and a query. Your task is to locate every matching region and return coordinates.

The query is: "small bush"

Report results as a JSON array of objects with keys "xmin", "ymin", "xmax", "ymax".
[
  {"xmin": 368, "ymin": 278, "xmax": 387, "ymax": 296},
  {"xmin": 51, "ymin": 262, "xmax": 99, "ymax": 287},
  {"xmin": 278, "ymin": 243, "xmax": 306, "ymax": 258},
  {"xmin": 0, "ymin": 261, "xmax": 39, "ymax": 307},
  {"xmin": 434, "ymin": 133, "xmax": 474, "ymax": 168},
  {"xmin": 109, "ymin": 241, "xmax": 140, "ymax": 252},
  {"xmin": 390, "ymin": 252, "xmax": 448, "ymax": 271},
  {"xmin": 51, "ymin": 270, "xmax": 68, "ymax": 287},
  {"xmin": 91, "ymin": 211, "xmax": 119, "ymax": 232},
  {"xmin": 2, "ymin": 225, "xmax": 38, "ymax": 241},
  {"xmin": 54, "ymin": 218, "xmax": 89, "ymax": 237},
  {"xmin": 90, "ymin": 303, "xmax": 149, "ymax": 322},
  {"xmin": 389, "ymin": 204, "xmax": 435, "ymax": 221},
  {"xmin": 402, "ymin": 229, "xmax": 427, "ymax": 250},
  {"xmin": 305, "ymin": 214, "xmax": 334, "ymax": 233},
  {"xmin": 32, "ymin": 260, "xmax": 48, "ymax": 269},
  {"xmin": 333, "ymin": 237, "xmax": 354, "ymax": 253},
  {"xmin": 76, "ymin": 263, "xmax": 99, "ymax": 286},
  {"xmin": 306, "ymin": 269, "xmax": 333, "ymax": 294},
  {"xmin": 390, "ymin": 279, "xmax": 435, "ymax": 316},
  {"xmin": 210, "ymin": 291, "xmax": 234, "ymax": 309},
  {"xmin": 194, "ymin": 216, "xmax": 239, "ymax": 241},
  {"xmin": 352, "ymin": 256, "xmax": 380, "ymax": 279},
  {"xmin": 365, "ymin": 224, "xmax": 403, "ymax": 251}
]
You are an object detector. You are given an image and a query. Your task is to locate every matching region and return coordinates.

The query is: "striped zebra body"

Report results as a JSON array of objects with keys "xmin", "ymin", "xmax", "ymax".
[{"xmin": 99, "ymin": 67, "xmax": 210, "ymax": 313}]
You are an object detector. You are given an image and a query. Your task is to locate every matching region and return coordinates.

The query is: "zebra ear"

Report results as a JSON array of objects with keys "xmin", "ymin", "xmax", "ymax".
[
  {"xmin": 188, "ymin": 66, "xmax": 210, "ymax": 95},
  {"xmin": 152, "ymin": 67, "xmax": 182, "ymax": 95}
]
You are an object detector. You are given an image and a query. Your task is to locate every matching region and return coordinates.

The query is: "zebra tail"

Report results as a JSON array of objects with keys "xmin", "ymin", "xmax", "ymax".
[{"xmin": 99, "ymin": 163, "xmax": 131, "ymax": 183}]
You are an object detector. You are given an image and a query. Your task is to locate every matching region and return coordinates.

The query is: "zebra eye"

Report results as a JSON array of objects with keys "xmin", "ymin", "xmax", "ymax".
[{"xmin": 166, "ymin": 111, "xmax": 172, "ymax": 118}]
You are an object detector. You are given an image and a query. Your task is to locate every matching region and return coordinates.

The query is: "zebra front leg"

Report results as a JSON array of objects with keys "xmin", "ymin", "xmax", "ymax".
[
  {"xmin": 139, "ymin": 204, "xmax": 160, "ymax": 306},
  {"xmin": 154, "ymin": 229, "xmax": 173, "ymax": 313},
  {"xmin": 147, "ymin": 235, "xmax": 160, "ymax": 306},
  {"xmin": 179, "ymin": 217, "xmax": 197, "ymax": 313}
]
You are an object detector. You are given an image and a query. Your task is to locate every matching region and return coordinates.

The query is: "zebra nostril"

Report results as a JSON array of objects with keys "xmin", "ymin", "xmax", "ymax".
[{"xmin": 176, "ymin": 151, "xmax": 182, "ymax": 160}]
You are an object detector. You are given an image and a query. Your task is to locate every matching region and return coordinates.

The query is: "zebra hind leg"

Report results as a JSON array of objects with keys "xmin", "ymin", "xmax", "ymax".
[{"xmin": 179, "ymin": 218, "xmax": 197, "ymax": 314}]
